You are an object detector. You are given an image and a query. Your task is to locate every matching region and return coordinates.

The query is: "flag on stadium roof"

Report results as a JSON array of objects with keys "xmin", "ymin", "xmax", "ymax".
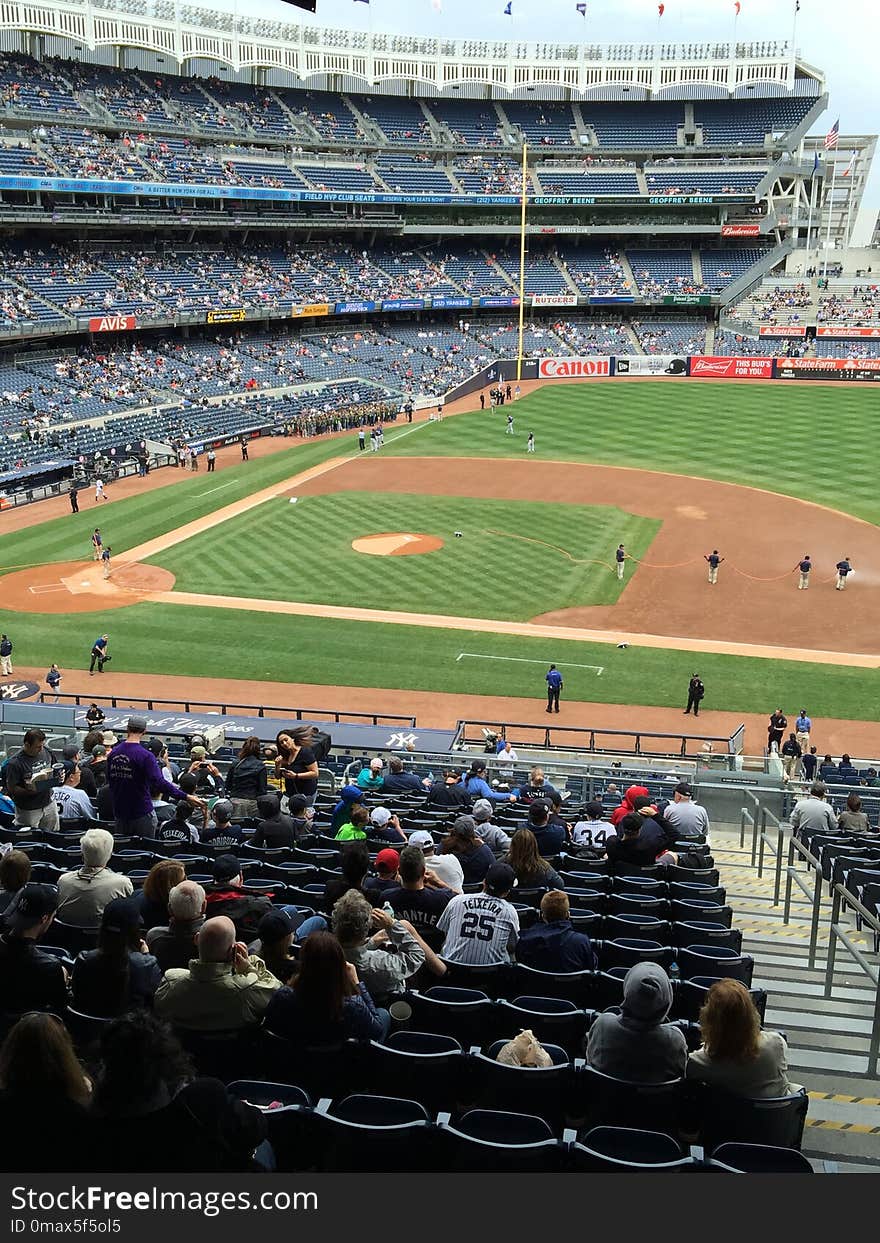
[
  {"xmin": 353, "ymin": 0, "xmax": 369, "ymax": 5},
  {"xmin": 824, "ymin": 119, "xmax": 839, "ymax": 150},
  {"xmin": 812, "ymin": 150, "xmax": 820, "ymax": 174},
  {"xmin": 657, "ymin": 4, "xmax": 665, "ymax": 16},
  {"xmin": 734, "ymin": 1, "xmax": 741, "ymax": 14},
  {"xmin": 503, "ymin": 1, "xmax": 512, "ymax": 12},
  {"xmin": 431, "ymin": 0, "xmax": 443, "ymax": 10},
  {"xmin": 576, "ymin": 2, "xmax": 587, "ymax": 14},
  {"xmin": 795, "ymin": 1, "xmax": 800, "ymax": 11},
  {"xmin": 841, "ymin": 152, "xmax": 856, "ymax": 177}
]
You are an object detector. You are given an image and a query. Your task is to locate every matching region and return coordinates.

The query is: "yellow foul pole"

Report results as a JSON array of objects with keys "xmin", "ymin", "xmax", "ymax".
[{"xmin": 516, "ymin": 140, "xmax": 528, "ymax": 382}]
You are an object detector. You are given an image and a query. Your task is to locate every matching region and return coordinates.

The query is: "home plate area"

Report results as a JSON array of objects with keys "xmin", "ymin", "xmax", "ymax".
[{"xmin": 2, "ymin": 560, "xmax": 175, "ymax": 613}]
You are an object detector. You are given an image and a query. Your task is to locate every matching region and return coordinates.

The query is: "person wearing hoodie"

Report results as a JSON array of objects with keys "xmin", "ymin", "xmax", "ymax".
[
  {"xmin": 471, "ymin": 800, "xmax": 512, "ymax": 853},
  {"xmin": 586, "ymin": 962, "xmax": 688, "ymax": 1083},
  {"xmin": 461, "ymin": 761, "xmax": 517, "ymax": 805},
  {"xmin": 330, "ymin": 785, "xmax": 365, "ymax": 834},
  {"xmin": 610, "ymin": 784, "xmax": 650, "ymax": 829}
]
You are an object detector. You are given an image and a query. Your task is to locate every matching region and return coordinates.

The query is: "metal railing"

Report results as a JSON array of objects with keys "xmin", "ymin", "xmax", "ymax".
[
  {"xmin": 782, "ymin": 832, "xmax": 825, "ymax": 969},
  {"xmin": 39, "ymin": 693, "xmax": 415, "ymax": 728},
  {"xmin": 824, "ymin": 883, "xmax": 880, "ymax": 1077},
  {"xmin": 454, "ymin": 718, "xmax": 745, "ymax": 760},
  {"xmin": 755, "ymin": 803, "xmax": 787, "ymax": 905}
]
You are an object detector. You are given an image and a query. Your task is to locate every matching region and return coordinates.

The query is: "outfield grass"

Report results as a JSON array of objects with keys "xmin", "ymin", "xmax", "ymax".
[
  {"xmin": 150, "ymin": 492, "xmax": 660, "ymax": 618},
  {"xmin": 4, "ymin": 601, "xmax": 879, "ymax": 722},
  {"xmin": 387, "ymin": 382, "xmax": 880, "ymax": 525}
]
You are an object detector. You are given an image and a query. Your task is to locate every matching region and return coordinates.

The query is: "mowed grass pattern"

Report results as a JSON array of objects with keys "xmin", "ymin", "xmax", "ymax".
[
  {"xmin": 150, "ymin": 493, "xmax": 661, "ymax": 619},
  {"xmin": 387, "ymin": 382, "xmax": 880, "ymax": 525}
]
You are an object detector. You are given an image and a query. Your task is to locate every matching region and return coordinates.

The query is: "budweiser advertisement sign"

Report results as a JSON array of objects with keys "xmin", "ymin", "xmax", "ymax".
[
  {"xmin": 758, "ymin": 326, "xmax": 807, "ymax": 337},
  {"xmin": 721, "ymin": 223, "xmax": 762, "ymax": 237},
  {"xmin": 531, "ymin": 294, "xmax": 579, "ymax": 307},
  {"xmin": 816, "ymin": 326, "xmax": 880, "ymax": 338},
  {"xmin": 88, "ymin": 314, "xmax": 136, "ymax": 332},
  {"xmin": 538, "ymin": 357, "xmax": 611, "ymax": 378},
  {"xmin": 689, "ymin": 356, "xmax": 773, "ymax": 379}
]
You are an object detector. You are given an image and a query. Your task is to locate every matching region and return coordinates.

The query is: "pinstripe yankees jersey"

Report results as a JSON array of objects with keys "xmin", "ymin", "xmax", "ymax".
[{"xmin": 437, "ymin": 892, "xmax": 519, "ymax": 965}]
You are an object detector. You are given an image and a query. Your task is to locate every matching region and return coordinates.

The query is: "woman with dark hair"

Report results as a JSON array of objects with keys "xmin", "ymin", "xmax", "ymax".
[
  {"xmin": 135, "ymin": 859, "xmax": 185, "ymax": 930},
  {"xmin": 0, "ymin": 1013, "xmax": 93, "ymax": 1169},
  {"xmin": 686, "ymin": 978, "xmax": 798, "ymax": 1098},
  {"xmin": 224, "ymin": 736, "xmax": 268, "ymax": 820},
  {"xmin": 838, "ymin": 792, "xmax": 870, "ymax": 834},
  {"xmin": 90, "ymin": 1011, "xmax": 267, "ymax": 1172},
  {"xmin": 275, "ymin": 727, "xmax": 319, "ymax": 807},
  {"xmin": 264, "ymin": 930, "xmax": 390, "ymax": 1044},
  {"xmin": 323, "ymin": 840, "xmax": 370, "ymax": 906},
  {"xmin": 71, "ymin": 897, "xmax": 162, "ymax": 1016},
  {"xmin": 440, "ymin": 815, "xmax": 496, "ymax": 885},
  {"xmin": 0, "ymin": 849, "xmax": 31, "ymax": 916},
  {"xmin": 502, "ymin": 828, "xmax": 564, "ymax": 890}
]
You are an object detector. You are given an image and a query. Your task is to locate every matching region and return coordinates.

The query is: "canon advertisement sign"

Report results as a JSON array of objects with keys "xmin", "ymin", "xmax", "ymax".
[
  {"xmin": 689, "ymin": 356, "xmax": 773, "ymax": 380},
  {"xmin": 538, "ymin": 357, "xmax": 611, "ymax": 378}
]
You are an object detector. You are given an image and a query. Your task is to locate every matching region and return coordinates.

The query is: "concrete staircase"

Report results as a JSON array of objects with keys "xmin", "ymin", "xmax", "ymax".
[{"xmin": 714, "ymin": 825, "xmax": 880, "ymax": 1171}]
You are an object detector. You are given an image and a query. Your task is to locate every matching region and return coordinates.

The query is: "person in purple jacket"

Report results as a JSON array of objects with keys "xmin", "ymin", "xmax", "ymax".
[{"xmin": 107, "ymin": 716, "xmax": 206, "ymax": 838}]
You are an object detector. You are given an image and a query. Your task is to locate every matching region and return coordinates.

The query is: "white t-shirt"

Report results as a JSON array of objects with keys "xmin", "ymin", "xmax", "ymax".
[
  {"xmin": 52, "ymin": 784, "xmax": 96, "ymax": 821},
  {"xmin": 437, "ymin": 892, "xmax": 519, "ymax": 965},
  {"xmin": 423, "ymin": 852, "xmax": 464, "ymax": 892}
]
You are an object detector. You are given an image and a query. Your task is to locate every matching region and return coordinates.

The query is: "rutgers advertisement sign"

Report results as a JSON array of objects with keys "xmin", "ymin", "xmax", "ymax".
[
  {"xmin": 531, "ymin": 294, "xmax": 579, "ymax": 307},
  {"xmin": 775, "ymin": 358, "xmax": 880, "ymax": 382},
  {"xmin": 538, "ymin": 357, "xmax": 611, "ymax": 378},
  {"xmin": 720, "ymin": 223, "xmax": 762, "ymax": 237},
  {"xmin": 88, "ymin": 314, "xmax": 136, "ymax": 332},
  {"xmin": 688, "ymin": 356, "xmax": 774, "ymax": 380}
]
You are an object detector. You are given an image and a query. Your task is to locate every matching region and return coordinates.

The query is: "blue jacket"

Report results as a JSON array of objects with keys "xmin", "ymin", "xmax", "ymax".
[
  {"xmin": 546, "ymin": 669, "xmax": 563, "ymax": 689},
  {"xmin": 462, "ymin": 775, "xmax": 510, "ymax": 804},
  {"xmin": 516, "ymin": 920, "xmax": 597, "ymax": 972}
]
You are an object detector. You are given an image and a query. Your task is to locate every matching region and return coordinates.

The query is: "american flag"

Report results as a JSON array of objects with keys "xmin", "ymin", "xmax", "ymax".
[{"xmin": 824, "ymin": 119, "xmax": 839, "ymax": 150}]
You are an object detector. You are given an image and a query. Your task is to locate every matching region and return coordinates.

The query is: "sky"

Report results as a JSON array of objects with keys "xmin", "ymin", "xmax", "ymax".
[{"xmin": 237, "ymin": 0, "xmax": 879, "ymax": 242}]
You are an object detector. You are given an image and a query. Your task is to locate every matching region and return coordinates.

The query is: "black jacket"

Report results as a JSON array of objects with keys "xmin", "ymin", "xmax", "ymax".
[
  {"xmin": 203, "ymin": 886, "xmax": 273, "ymax": 939},
  {"xmin": 0, "ymin": 935, "xmax": 68, "ymax": 1014},
  {"xmin": 224, "ymin": 756, "xmax": 268, "ymax": 801}
]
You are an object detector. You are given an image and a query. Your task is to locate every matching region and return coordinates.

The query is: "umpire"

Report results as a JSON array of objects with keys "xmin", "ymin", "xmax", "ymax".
[
  {"xmin": 684, "ymin": 674, "xmax": 705, "ymax": 717},
  {"xmin": 545, "ymin": 665, "xmax": 563, "ymax": 714}
]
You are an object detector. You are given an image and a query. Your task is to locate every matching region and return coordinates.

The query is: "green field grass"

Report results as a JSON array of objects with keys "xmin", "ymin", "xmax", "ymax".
[
  {"xmin": 387, "ymin": 382, "xmax": 880, "ymax": 524},
  {"xmin": 1, "ymin": 381, "xmax": 878, "ymax": 721},
  {"xmin": 150, "ymin": 492, "xmax": 660, "ymax": 618},
  {"xmin": 4, "ymin": 602, "xmax": 879, "ymax": 722}
]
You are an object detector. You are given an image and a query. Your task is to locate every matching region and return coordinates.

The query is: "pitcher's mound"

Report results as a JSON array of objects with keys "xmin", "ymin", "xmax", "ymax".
[
  {"xmin": 0, "ymin": 560, "xmax": 175, "ymax": 613},
  {"xmin": 352, "ymin": 532, "xmax": 444, "ymax": 557}
]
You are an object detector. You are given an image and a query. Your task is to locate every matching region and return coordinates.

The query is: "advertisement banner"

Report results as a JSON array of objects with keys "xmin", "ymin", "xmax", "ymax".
[
  {"xmin": 530, "ymin": 294, "xmax": 579, "ymax": 307},
  {"xmin": 538, "ymin": 357, "xmax": 612, "ymax": 379},
  {"xmin": 381, "ymin": 299, "xmax": 425, "ymax": 312},
  {"xmin": 775, "ymin": 358, "xmax": 880, "ymax": 382},
  {"xmin": 689, "ymin": 356, "xmax": 774, "ymax": 379},
  {"xmin": 88, "ymin": 314, "xmax": 136, "ymax": 333},
  {"xmin": 816, "ymin": 326, "xmax": 880, "ymax": 338},
  {"xmin": 290, "ymin": 303, "xmax": 330, "ymax": 318},
  {"xmin": 758, "ymin": 326, "xmax": 807, "ymax": 337},
  {"xmin": 615, "ymin": 355, "xmax": 688, "ymax": 376},
  {"xmin": 205, "ymin": 309, "xmax": 246, "ymax": 324},
  {"xmin": 588, "ymin": 296, "xmax": 635, "ymax": 305},
  {"xmin": 431, "ymin": 296, "xmax": 473, "ymax": 310},
  {"xmin": 662, "ymin": 294, "xmax": 713, "ymax": 306},
  {"xmin": 335, "ymin": 300, "xmax": 377, "ymax": 314},
  {"xmin": 721, "ymin": 223, "xmax": 762, "ymax": 237},
  {"xmin": 478, "ymin": 296, "xmax": 520, "ymax": 309}
]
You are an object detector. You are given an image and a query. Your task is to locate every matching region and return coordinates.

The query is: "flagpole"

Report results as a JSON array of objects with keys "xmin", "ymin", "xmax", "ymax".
[
  {"xmin": 516, "ymin": 139, "xmax": 528, "ymax": 384},
  {"xmin": 822, "ymin": 149, "xmax": 838, "ymax": 282},
  {"xmin": 843, "ymin": 157, "xmax": 856, "ymax": 251},
  {"xmin": 805, "ymin": 165, "xmax": 815, "ymax": 256}
]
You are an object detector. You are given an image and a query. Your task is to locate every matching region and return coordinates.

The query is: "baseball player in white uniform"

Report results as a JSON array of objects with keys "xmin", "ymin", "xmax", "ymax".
[{"xmin": 436, "ymin": 863, "xmax": 519, "ymax": 965}]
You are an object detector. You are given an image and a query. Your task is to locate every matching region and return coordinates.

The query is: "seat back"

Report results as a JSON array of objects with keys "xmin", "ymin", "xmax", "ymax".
[
  {"xmin": 709, "ymin": 1142, "xmax": 813, "ymax": 1173},
  {"xmin": 671, "ymin": 922, "xmax": 742, "ymax": 952},
  {"xmin": 572, "ymin": 1126, "xmax": 691, "ymax": 1172},
  {"xmin": 677, "ymin": 946, "xmax": 754, "ymax": 986},
  {"xmin": 696, "ymin": 1086, "xmax": 809, "ymax": 1151},
  {"xmin": 599, "ymin": 938, "xmax": 674, "ymax": 973},
  {"xmin": 577, "ymin": 1064, "xmax": 684, "ymax": 1134},
  {"xmin": 437, "ymin": 1108, "xmax": 563, "ymax": 1172}
]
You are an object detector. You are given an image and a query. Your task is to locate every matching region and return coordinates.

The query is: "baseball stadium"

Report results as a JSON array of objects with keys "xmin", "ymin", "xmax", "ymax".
[{"xmin": 0, "ymin": 0, "xmax": 878, "ymax": 1184}]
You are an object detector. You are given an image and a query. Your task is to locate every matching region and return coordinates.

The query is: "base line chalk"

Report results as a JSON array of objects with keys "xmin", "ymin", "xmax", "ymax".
[{"xmin": 456, "ymin": 652, "xmax": 604, "ymax": 674}]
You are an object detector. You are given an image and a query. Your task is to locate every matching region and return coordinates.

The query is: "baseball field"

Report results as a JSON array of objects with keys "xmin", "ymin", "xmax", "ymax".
[{"xmin": 2, "ymin": 378, "xmax": 880, "ymax": 734}]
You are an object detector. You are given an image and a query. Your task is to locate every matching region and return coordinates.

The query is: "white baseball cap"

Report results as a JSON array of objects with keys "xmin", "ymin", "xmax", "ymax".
[
  {"xmin": 370, "ymin": 807, "xmax": 392, "ymax": 826},
  {"xmin": 408, "ymin": 830, "xmax": 434, "ymax": 850}
]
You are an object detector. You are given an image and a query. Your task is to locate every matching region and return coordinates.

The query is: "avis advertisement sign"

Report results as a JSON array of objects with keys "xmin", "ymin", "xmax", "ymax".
[
  {"xmin": 721, "ymin": 223, "xmax": 762, "ymax": 237},
  {"xmin": 531, "ymin": 294, "xmax": 579, "ymax": 307},
  {"xmin": 538, "ymin": 357, "xmax": 611, "ymax": 379},
  {"xmin": 758, "ymin": 326, "xmax": 807, "ymax": 337},
  {"xmin": 688, "ymin": 356, "xmax": 774, "ymax": 380},
  {"xmin": 88, "ymin": 314, "xmax": 136, "ymax": 332}
]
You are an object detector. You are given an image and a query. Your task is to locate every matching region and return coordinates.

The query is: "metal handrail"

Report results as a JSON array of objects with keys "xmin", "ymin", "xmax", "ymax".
[
  {"xmin": 823, "ymin": 883, "xmax": 880, "ymax": 1076},
  {"xmin": 454, "ymin": 717, "xmax": 745, "ymax": 760},
  {"xmin": 755, "ymin": 804, "xmax": 787, "ymax": 905},
  {"xmin": 38, "ymin": 692, "xmax": 415, "ymax": 728},
  {"xmin": 782, "ymin": 833, "xmax": 824, "ymax": 969}
]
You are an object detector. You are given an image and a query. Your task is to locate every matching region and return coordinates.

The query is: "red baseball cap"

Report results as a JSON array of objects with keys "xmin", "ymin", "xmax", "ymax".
[{"xmin": 375, "ymin": 848, "xmax": 401, "ymax": 875}]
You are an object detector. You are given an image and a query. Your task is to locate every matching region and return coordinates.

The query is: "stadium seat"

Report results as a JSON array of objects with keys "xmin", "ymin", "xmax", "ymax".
[
  {"xmin": 467, "ymin": 1041, "xmax": 572, "ymax": 1123},
  {"xmin": 607, "ymin": 893, "xmax": 670, "ymax": 918},
  {"xmin": 603, "ymin": 914, "xmax": 671, "ymax": 944},
  {"xmin": 574, "ymin": 1065, "xmax": 684, "ymax": 1135},
  {"xmin": 676, "ymin": 946, "xmax": 754, "ymax": 986},
  {"xmin": 671, "ymin": 922, "xmax": 743, "ymax": 952},
  {"xmin": 512, "ymin": 964, "xmax": 597, "ymax": 1008},
  {"xmin": 439, "ymin": 961, "xmax": 514, "ymax": 998},
  {"xmin": 599, "ymin": 939, "xmax": 675, "ymax": 973},
  {"xmin": 670, "ymin": 899, "xmax": 733, "ymax": 927},
  {"xmin": 406, "ymin": 988, "xmax": 499, "ymax": 1045},
  {"xmin": 365, "ymin": 1032, "xmax": 467, "ymax": 1111},
  {"xmin": 672, "ymin": 978, "xmax": 767, "ymax": 1024},
  {"xmin": 312, "ymin": 1095, "xmax": 434, "ymax": 1171},
  {"xmin": 611, "ymin": 876, "xmax": 668, "ymax": 898},
  {"xmin": 498, "ymin": 997, "xmax": 591, "ymax": 1055},
  {"xmin": 436, "ymin": 1108, "xmax": 566, "ymax": 1172},
  {"xmin": 708, "ymin": 1142, "xmax": 814, "ymax": 1173},
  {"xmin": 571, "ymin": 1126, "xmax": 693, "ymax": 1172},
  {"xmin": 693, "ymin": 1086, "xmax": 810, "ymax": 1151},
  {"xmin": 173, "ymin": 1027, "xmax": 259, "ymax": 1083}
]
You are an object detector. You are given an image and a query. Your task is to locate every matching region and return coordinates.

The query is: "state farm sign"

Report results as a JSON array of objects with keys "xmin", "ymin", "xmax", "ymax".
[
  {"xmin": 758, "ymin": 326, "xmax": 806, "ymax": 337},
  {"xmin": 538, "ymin": 357, "xmax": 611, "ymax": 378},
  {"xmin": 816, "ymin": 326, "xmax": 880, "ymax": 338},
  {"xmin": 88, "ymin": 314, "xmax": 137, "ymax": 332},
  {"xmin": 689, "ymin": 356, "xmax": 773, "ymax": 380}
]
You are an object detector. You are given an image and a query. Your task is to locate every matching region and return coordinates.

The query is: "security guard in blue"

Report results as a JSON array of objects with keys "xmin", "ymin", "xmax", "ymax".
[{"xmin": 546, "ymin": 664, "xmax": 563, "ymax": 714}]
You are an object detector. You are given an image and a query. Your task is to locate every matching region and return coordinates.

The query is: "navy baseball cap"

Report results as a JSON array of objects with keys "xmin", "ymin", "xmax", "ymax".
[
  {"xmin": 5, "ymin": 883, "xmax": 58, "ymax": 932},
  {"xmin": 257, "ymin": 909, "xmax": 295, "ymax": 943},
  {"xmin": 485, "ymin": 863, "xmax": 516, "ymax": 896}
]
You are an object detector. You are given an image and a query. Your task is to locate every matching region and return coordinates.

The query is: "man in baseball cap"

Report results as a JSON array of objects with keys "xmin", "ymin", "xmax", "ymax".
[
  {"xmin": 203, "ymin": 854, "xmax": 273, "ymax": 940},
  {"xmin": 436, "ymin": 860, "xmax": 519, "ymax": 965},
  {"xmin": 363, "ymin": 847, "xmax": 402, "ymax": 903},
  {"xmin": 107, "ymin": 716, "xmax": 206, "ymax": 839},
  {"xmin": 368, "ymin": 807, "xmax": 406, "ymax": 844},
  {"xmin": 0, "ymin": 883, "xmax": 68, "ymax": 1013},
  {"xmin": 471, "ymin": 799, "xmax": 511, "ymax": 852},
  {"xmin": 407, "ymin": 830, "xmax": 464, "ymax": 892}
]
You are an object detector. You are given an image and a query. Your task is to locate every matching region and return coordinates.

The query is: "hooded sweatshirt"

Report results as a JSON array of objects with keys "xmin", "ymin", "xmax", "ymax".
[
  {"xmin": 330, "ymin": 785, "xmax": 364, "ymax": 833},
  {"xmin": 610, "ymin": 785, "xmax": 649, "ymax": 829},
  {"xmin": 586, "ymin": 962, "xmax": 688, "ymax": 1083}
]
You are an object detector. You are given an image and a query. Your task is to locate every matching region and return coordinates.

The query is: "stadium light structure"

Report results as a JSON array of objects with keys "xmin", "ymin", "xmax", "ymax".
[
  {"xmin": 516, "ymin": 141, "xmax": 528, "ymax": 384},
  {"xmin": 278, "ymin": 0, "xmax": 317, "ymax": 11}
]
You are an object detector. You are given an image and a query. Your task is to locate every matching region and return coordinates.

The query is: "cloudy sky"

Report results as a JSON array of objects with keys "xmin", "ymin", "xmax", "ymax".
[{"xmin": 241, "ymin": 0, "xmax": 878, "ymax": 242}]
